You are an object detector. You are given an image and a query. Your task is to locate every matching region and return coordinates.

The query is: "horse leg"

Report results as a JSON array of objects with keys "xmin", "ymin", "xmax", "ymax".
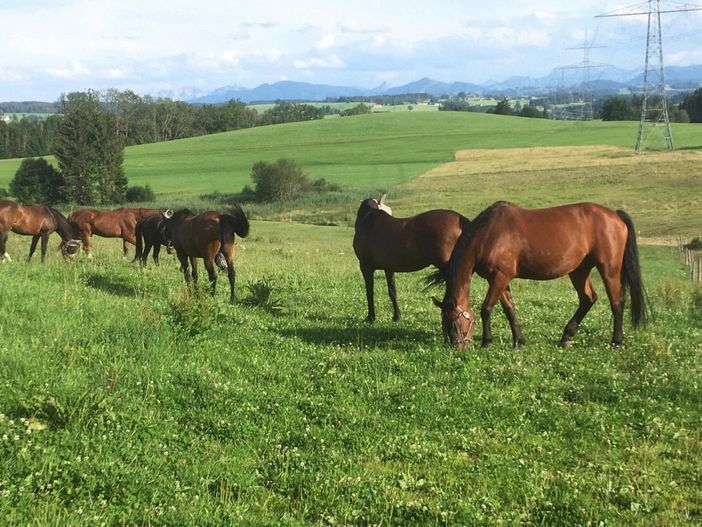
[
  {"xmin": 177, "ymin": 251, "xmax": 191, "ymax": 285},
  {"xmin": 480, "ymin": 273, "xmax": 512, "ymax": 347},
  {"xmin": 28, "ymin": 235, "xmax": 40, "ymax": 262},
  {"xmin": 190, "ymin": 257, "xmax": 198, "ymax": 283},
  {"xmin": 598, "ymin": 264, "xmax": 625, "ymax": 346},
  {"xmin": 204, "ymin": 258, "xmax": 217, "ymax": 297},
  {"xmin": 497, "ymin": 286, "xmax": 526, "ymax": 349},
  {"xmin": 0, "ymin": 231, "xmax": 10, "ymax": 262},
  {"xmin": 560, "ymin": 268, "xmax": 598, "ymax": 347},
  {"xmin": 40, "ymin": 233, "xmax": 49, "ymax": 263},
  {"xmin": 384, "ymin": 270, "xmax": 400, "ymax": 322},
  {"xmin": 81, "ymin": 231, "xmax": 92, "ymax": 259},
  {"xmin": 122, "ymin": 238, "xmax": 130, "ymax": 259},
  {"xmin": 360, "ymin": 264, "xmax": 375, "ymax": 323},
  {"xmin": 223, "ymin": 249, "xmax": 237, "ymax": 304},
  {"xmin": 152, "ymin": 243, "xmax": 160, "ymax": 266}
]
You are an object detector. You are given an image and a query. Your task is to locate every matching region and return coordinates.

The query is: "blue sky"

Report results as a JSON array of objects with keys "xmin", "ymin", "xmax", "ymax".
[{"xmin": 1, "ymin": 0, "xmax": 700, "ymax": 101}]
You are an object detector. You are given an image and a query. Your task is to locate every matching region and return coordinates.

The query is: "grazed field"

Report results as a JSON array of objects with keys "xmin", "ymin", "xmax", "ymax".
[{"xmin": 392, "ymin": 146, "xmax": 702, "ymax": 238}]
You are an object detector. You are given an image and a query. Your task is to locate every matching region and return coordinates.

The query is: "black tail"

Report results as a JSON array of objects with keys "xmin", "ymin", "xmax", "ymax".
[
  {"xmin": 220, "ymin": 203, "xmax": 250, "ymax": 244},
  {"xmin": 134, "ymin": 220, "xmax": 145, "ymax": 262},
  {"xmin": 617, "ymin": 210, "xmax": 648, "ymax": 328}
]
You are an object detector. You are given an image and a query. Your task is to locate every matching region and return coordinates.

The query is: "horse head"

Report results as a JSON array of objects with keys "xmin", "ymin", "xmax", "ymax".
[
  {"xmin": 432, "ymin": 297, "xmax": 476, "ymax": 350},
  {"xmin": 59, "ymin": 239, "xmax": 82, "ymax": 260}
]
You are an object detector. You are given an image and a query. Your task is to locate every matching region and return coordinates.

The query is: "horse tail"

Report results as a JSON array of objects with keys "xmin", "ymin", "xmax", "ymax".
[
  {"xmin": 617, "ymin": 210, "xmax": 648, "ymax": 328},
  {"xmin": 220, "ymin": 204, "xmax": 250, "ymax": 244},
  {"xmin": 134, "ymin": 220, "xmax": 145, "ymax": 261}
]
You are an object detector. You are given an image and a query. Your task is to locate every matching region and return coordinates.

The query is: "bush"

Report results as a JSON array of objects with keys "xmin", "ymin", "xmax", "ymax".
[
  {"xmin": 9, "ymin": 158, "xmax": 64, "ymax": 204},
  {"xmin": 0, "ymin": 188, "xmax": 8, "ymax": 199},
  {"xmin": 126, "ymin": 184, "xmax": 155, "ymax": 203},
  {"xmin": 251, "ymin": 159, "xmax": 309, "ymax": 202}
]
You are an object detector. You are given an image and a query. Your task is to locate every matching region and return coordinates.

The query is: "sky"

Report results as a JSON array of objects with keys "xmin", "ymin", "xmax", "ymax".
[{"xmin": 1, "ymin": 0, "xmax": 701, "ymax": 101}]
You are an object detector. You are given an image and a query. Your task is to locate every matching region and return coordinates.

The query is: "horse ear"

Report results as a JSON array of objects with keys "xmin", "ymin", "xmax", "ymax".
[
  {"xmin": 432, "ymin": 296, "xmax": 443, "ymax": 309},
  {"xmin": 380, "ymin": 193, "xmax": 387, "ymax": 205}
]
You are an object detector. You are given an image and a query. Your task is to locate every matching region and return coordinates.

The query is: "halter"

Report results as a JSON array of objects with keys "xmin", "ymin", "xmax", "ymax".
[{"xmin": 448, "ymin": 305, "xmax": 475, "ymax": 345}]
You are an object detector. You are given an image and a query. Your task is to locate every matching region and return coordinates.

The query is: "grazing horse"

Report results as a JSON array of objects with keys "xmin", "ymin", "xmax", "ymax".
[
  {"xmin": 0, "ymin": 200, "xmax": 81, "ymax": 263},
  {"xmin": 68, "ymin": 207, "xmax": 161, "ymax": 258},
  {"xmin": 434, "ymin": 201, "xmax": 647, "ymax": 350},
  {"xmin": 162, "ymin": 206, "xmax": 250, "ymax": 303},
  {"xmin": 353, "ymin": 196, "xmax": 525, "ymax": 345}
]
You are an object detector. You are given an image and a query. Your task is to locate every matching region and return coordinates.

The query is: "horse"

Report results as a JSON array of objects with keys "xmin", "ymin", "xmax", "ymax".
[
  {"xmin": 135, "ymin": 211, "xmax": 228, "ymax": 270},
  {"xmin": 134, "ymin": 212, "xmax": 174, "ymax": 267},
  {"xmin": 433, "ymin": 201, "xmax": 647, "ymax": 350},
  {"xmin": 0, "ymin": 200, "xmax": 81, "ymax": 263},
  {"xmin": 162, "ymin": 205, "xmax": 250, "ymax": 303},
  {"xmin": 352, "ymin": 196, "xmax": 525, "ymax": 346},
  {"xmin": 68, "ymin": 207, "xmax": 161, "ymax": 258}
]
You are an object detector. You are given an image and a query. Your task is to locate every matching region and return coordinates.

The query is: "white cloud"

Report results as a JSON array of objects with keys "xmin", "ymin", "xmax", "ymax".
[
  {"xmin": 46, "ymin": 60, "xmax": 90, "ymax": 79},
  {"xmin": 293, "ymin": 54, "xmax": 345, "ymax": 70},
  {"xmin": 317, "ymin": 33, "xmax": 336, "ymax": 50}
]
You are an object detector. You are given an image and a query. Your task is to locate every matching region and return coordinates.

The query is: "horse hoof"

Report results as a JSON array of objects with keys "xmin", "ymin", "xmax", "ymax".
[
  {"xmin": 364, "ymin": 317, "xmax": 375, "ymax": 324},
  {"xmin": 392, "ymin": 316, "xmax": 400, "ymax": 322},
  {"xmin": 560, "ymin": 339, "xmax": 574, "ymax": 348}
]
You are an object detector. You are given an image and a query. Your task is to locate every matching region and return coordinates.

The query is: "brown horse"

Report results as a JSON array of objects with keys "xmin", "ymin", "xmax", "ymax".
[
  {"xmin": 353, "ymin": 196, "xmax": 525, "ymax": 345},
  {"xmin": 0, "ymin": 200, "xmax": 81, "ymax": 263},
  {"xmin": 68, "ymin": 207, "xmax": 161, "ymax": 258},
  {"xmin": 162, "ymin": 205, "xmax": 250, "ymax": 303},
  {"xmin": 433, "ymin": 201, "xmax": 647, "ymax": 349}
]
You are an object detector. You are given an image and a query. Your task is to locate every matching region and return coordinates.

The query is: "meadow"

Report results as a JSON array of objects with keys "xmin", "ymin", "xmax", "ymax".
[{"xmin": 1, "ymin": 112, "xmax": 702, "ymax": 525}]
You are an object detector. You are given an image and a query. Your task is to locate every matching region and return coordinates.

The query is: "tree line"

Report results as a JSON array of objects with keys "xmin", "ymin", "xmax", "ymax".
[{"xmin": 0, "ymin": 89, "xmax": 327, "ymax": 160}]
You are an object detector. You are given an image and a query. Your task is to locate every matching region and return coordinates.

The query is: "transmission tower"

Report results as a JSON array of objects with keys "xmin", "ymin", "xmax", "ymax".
[
  {"xmin": 555, "ymin": 33, "xmax": 607, "ymax": 120},
  {"xmin": 597, "ymin": 1, "xmax": 702, "ymax": 151}
]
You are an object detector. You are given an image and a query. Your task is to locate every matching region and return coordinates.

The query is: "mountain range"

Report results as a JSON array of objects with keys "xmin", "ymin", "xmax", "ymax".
[{"xmin": 188, "ymin": 64, "xmax": 702, "ymax": 104}]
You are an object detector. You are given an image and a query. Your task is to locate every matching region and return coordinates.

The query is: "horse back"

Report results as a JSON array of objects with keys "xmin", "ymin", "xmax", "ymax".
[
  {"xmin": 354, "ymin": 209, "xmax": 463, "ymax": 272},
  {"xmin": 473, "ymin": 202, "xmax": 627, "ymax": 279},
  {"xmin": 172, "ymin": 211, "xmax": 223, "ymax": 258}
]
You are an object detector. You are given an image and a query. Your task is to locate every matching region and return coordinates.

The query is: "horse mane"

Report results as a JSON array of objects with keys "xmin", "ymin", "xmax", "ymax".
[
  {"xmin": 47, "ymin": 206, "xmax": 77, "ymax": 240},
  {"xmin": 354, "ymin": 198, "xmax": 385, "ymax": 231},
  {"xmin": 427, "ymin": 201, "xmax": 511, "ymax": 291}
]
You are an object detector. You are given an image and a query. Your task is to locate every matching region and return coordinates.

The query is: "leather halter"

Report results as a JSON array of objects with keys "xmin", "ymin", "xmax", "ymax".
[{"xmin": 448, "ymin": 305, "xmax": 475, "ymax": 345}]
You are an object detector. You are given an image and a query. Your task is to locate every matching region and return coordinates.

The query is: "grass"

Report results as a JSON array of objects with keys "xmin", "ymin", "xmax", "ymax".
[
  {"xmin": 0, "ymin": 223, "xmax": 700, "ymax": 525},
  {"xmin": 1, "ymin": 113, "xmax": 701, "ymax": 524}
]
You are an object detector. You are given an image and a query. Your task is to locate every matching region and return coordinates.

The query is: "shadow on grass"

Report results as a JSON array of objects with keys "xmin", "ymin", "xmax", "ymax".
[
  {"xmin": 279, "ymin": 324, "xmax": 435, "ymax": 347},
  {"xmin": 85, "ymin": 273, "xmax": 139, "ymax": 297}
]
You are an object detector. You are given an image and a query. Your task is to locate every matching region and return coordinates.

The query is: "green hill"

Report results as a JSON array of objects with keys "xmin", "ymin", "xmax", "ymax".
[{"xmin": 1, "ymin": 112, "xmax": 700, "ymax": 199}]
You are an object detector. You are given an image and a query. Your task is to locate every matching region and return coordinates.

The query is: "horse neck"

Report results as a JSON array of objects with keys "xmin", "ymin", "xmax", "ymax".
[
  {"xmin": 445, "ymin": 245, "xmax": 475, "ymax": 309},
  {"xmin": 52, "ymin": 211, "xmax": 75, "ymax": 241}
]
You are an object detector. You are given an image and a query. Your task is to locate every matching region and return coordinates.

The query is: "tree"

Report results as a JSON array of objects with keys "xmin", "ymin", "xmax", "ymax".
[
  {"xmin": 489, "ymin": 98, "xmax": 514, "ymax": 116},
  {"xmin": 600, "ymin": 97, "xmax": 638, "ymax": 121},
  {"xmin": 9, "ymin": 158, "xmax": 64, "ymax": 204},
  {"xmin": 680, "ymin": 88, "xmax": 702, "ymax": 123},
  {"xmin": 52, "ymin": 91, "xmax": 127, "ymax": 205},
  {"xmin": 250, "ymin": 159, "xmax": 309, "ymax": 202}
]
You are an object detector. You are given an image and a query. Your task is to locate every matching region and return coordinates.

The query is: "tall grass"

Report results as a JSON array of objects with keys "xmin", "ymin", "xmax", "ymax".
[{"xmin": 0, "ymin": 224, "xmax": 700, "ymax": 525}]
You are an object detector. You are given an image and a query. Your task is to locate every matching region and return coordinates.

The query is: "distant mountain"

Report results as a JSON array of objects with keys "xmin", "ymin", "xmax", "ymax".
[
  {"xmin": 187, "ymin": 64, "xmax": 702, "ymax": 104},
  {"xmin": 190, "ymin": 80, "xmax": 367, "ymax": 104}
]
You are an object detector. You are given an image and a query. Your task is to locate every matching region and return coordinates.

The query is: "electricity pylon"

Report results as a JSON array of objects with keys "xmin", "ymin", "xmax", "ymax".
[
  {"xmin": 557, "ymin": 33, "xmax": 607, "ymax": 120},
  {"xmin": 597, "ymin": 1, "xmax": 702, "ymax": 151}
]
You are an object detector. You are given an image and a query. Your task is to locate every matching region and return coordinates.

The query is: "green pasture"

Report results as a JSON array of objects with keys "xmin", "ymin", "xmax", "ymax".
[
  {"xmin": 1, "ymin": 222, "xmax": 701, "ymax": 525},
  {"xmin": 1, "ymin": 112, "xmax": 700, "ymax": 201}
]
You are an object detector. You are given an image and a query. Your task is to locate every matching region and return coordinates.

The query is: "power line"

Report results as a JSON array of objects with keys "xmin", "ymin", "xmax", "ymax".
[{"xmin": 596, "ymin": 0, "xmax": 702, "ymax": 151}]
